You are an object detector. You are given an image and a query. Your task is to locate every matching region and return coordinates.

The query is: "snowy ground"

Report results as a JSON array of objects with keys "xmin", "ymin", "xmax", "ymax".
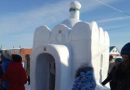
[
  {"xmin": 25, "ymin": 84, "xmax": 30, "ymax": 90},
  {"xmin": 96, "ymin": 85, "xmax": 110, "ymax": 90},
  {"xmin": 25, "ymin": 85, "xmax": 110, "ymax": 90}
]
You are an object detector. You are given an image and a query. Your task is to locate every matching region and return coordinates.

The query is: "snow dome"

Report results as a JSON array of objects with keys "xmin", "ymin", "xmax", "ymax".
[{"xmin": 31, "ymin": 1, "xmax": 110, "ymax": 90}]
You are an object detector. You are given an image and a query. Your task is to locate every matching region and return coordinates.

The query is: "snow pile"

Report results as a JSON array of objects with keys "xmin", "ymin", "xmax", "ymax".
[
  {"xmin": 25, "ymin": 85, "xmax": 110, "ymax": 90},
  {"xmin": 96, "ymin": 85, "xmax": 110, "ymax": 90},
  {"xmin": 25, "ymin": 84, "xmax": 30, "ymax": 90}
]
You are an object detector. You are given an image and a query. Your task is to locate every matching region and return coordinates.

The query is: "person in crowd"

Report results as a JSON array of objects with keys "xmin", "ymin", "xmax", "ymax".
[
  {"xmin": 1, "ymin": 51, "xmax": 11, "ymax": 90},
  {"xmin": 2, "ymin": 54, "xmax": 27, "ymax": 90},
  {"xmin": 0, "ymin": 57, "xmax": 3, "ymax": 89},
  {"xmin": 102, "ymin": 42, "xmax": 130, "ymax": 90},
  {"xmin": 113, "ymin": 42, "xmax": 130, "ymax": 90},
  {"xmin": 101, "ymin": 58, "xmax": 123, "ymax": 90},
  {"xmin": 25, "ymin": 54, "xmax": 31, "ymax": 85},
  {"xmin": 72, "ymin": 65, "xmax": 96, "ymax": 90}
]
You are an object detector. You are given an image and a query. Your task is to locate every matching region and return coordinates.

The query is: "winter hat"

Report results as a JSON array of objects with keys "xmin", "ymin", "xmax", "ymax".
[
  {"xmin": 121, "ymin": 42, "xmax": 130, "ymax": 56},
  {"xmin": 11, "ymin": 54, "xmax": 22, "ymax": 62},
  {"xmin": 72, "ymin": 66, "xmax": 96, "ymax": 90}
]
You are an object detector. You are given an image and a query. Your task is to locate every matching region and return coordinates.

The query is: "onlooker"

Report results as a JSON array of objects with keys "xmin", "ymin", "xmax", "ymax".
[
  {"xmin": 2, "ymin": 54, "xmax": 27, "ymax": 90},
  {"xmin": 0, "ymin": 59, "xmax": 3, "ymax": 89},
  {"xmin": 1, "ymin": 51, "xmax": 11, "ymax": 90},
  {"xmin": 101, "ymin": 58, "xmax": 123, "ymax": 90},
  {"xmin": 102, "ymin": 42, "xmax": 130, "ymax": 90},
  {"xmin": 114, "ymin": 42, "xmax": 130, "ymax": 90},
  {"xmin": 0, "ymin": 61, "xmax": 3, "ymax": 73},
  {"xmin": 72, "ymin": 65, "xmax": 96, "ymax": 90},
  {"xmin": 25, "ymin": 54, "xmax": 31, "ymax": 85}
]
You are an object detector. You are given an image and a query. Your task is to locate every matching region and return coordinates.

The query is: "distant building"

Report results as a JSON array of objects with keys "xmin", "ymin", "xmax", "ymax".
[
  {"xmin": 19, "ymin": 48, "xmax": 32, "ymax": 76},
  {"xmin": 109, "ymin": 46, "xmax": 121, "ymax": 58},
  {"xmin": 8, "ymin": 48, "xmax": 21, "ymax": 55},
  {"xmin": 20, "ymin": 48, "xmax": 32, "ymax": 55}
]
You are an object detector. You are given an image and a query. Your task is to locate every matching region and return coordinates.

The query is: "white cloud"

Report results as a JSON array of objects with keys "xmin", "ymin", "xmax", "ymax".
[
  {"xmin": 0, "ymin": 0, "xmax": 117, "ymax": 48},
  {"xmin": 79, "ymin": 0, "xmax": 118, "ymax": 12},
  {"xmin": 0, "ymin": 1, "xmax": 69, "ymax": 35},
  {"xmin": 97, "ymin": 16, "xmax": 130, "ymax": 23}
]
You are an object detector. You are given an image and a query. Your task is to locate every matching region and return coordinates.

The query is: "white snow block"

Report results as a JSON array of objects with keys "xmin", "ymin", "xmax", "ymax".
[
  {"xmin": 31, "ymin": 44, "xmax": 71, "ymax": 90},
  {"xmin": 90, "ymin": 21, "xmax": 100, "ymax": 83},
  {"xmin": 102, "ymin": 31, "xmax": 110, "ymax": 88},
  {"xmin": 50, "ymin": 24, "xmax": 71, "ymax": 44},
  {"xmin": 70, "ymin": 22, "xmax": 92, "ymax": 76},
  {"xmin": 99, "ymin": 27, "xmax": 105, "ymax": 83},
  {"xmin": 33, "ymin": 26, "xmax": 51, "ymax": 48},
  {"xmin": 31, "ymin": 22, "xmax": 110, "ymax": 90}
]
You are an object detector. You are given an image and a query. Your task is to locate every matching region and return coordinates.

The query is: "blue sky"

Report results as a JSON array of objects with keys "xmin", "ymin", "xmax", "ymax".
[{"xmin": 0, "ymin": 0, "xmax": 130, "ymax": 50}]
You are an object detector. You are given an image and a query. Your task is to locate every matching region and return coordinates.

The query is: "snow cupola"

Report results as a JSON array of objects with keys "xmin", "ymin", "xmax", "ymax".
[
  {"xmin": 62, "ymin": 1, "xmax": 81, "ymax": 28},
  {"xmin": 69, "ymin": 0, "xmax": 81, "ymax": 19},
  {"xmin": 31, "ymin": 1, "xmax": 110, "ymax": 90}
]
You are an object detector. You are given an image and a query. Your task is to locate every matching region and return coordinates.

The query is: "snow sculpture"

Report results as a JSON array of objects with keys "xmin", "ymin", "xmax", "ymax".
[{"xmin": 31, "ymin": 1, "xmax": 110, "ymax": 90}]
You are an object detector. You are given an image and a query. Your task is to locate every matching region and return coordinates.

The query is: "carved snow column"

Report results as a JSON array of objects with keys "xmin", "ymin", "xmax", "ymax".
[
  {"xmin": 102, "ymin": 31, "xmax": 110, "ymax": 82},
  {"xmin": 90, "ymin": 22, "xmax": 100, "ymax": 83},
  {"xmin": 70, "ymin": 22, "xmax": 92, "ymax": 78},
  {"xmin": 99, "ymin": 27, "xmax": 110, "ymax": 83}
]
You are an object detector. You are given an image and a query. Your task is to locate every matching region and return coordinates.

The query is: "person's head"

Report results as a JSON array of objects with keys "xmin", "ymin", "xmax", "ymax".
[
  {"xmin": 121, "ymin": 42, "xmax": 130, "ymax": 61},
  {"xmin": 11, "ymin": 54, "xmax": 22, "ymax": 62},
  {"xmin": 0, "ymin": 50, "xmax": 11, "ymax": 60},
  {"xmin": 73, "ymin": 65, "xmax": 96, "ymax": 90},
  {"xmin": 2, "ymin": 50, "xmax": 11, "ymax": 59},
  {"xmin": 75, "ymin": 65, "xmax": 93, "ymax": 77}
]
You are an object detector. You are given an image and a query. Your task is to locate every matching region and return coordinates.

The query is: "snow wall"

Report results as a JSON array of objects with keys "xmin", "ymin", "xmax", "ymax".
[{"xmin": 31, "ymin": 21, "xmax": 110, "ymax": 90}]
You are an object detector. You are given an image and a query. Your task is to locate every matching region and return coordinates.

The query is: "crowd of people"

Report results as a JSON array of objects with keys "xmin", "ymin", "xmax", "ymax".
[{"xmin": 0, "ymin": 51, "xmax": 28, "ymax": 90}]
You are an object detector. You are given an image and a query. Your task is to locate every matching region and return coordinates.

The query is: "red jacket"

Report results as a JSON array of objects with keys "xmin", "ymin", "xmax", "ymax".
[{"xmin": 2, "ymin": 62, "xmax": 27, "ymax": 90}]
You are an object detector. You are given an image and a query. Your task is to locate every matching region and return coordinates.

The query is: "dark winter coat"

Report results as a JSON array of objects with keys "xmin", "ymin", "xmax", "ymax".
[
  {"xmin": 0, "ymin": 62, "xmax": 3, "ymax": 78},
  {"xmin": 2, "ymin": 62, "xmax": 27, "ymax": 90},
  {"xmin": 102, "ymin": 65, "xmax": 117, "ymax": 90},
  {"xmin": 1, "ymin": 57, "xmax": 11, "ymax": 89},
  {"xmin": 102, "ymin": 61, "xmax": 130, "ymax": 90},
  {"xmin": 0, "ymin": 62, "xmax": 3, "ymax": 89},
  {"xmin": 114, "ymin": 63, "xmax": 130, "ymax": 90}
]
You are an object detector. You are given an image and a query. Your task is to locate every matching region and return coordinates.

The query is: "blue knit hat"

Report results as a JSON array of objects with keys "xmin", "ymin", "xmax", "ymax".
[
  {"xmin": 72, "ymin": 67, "xmax": 96, "ymax": 90},
  {"xmin": 121, "ymin": 42, "xmax": 130, "ymax": 56}
]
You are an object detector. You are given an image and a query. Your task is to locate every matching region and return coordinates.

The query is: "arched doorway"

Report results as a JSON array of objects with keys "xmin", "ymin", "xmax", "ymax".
[{"xmin": 35, "ymin": 53, "xmax": 56, "ymax": 90}]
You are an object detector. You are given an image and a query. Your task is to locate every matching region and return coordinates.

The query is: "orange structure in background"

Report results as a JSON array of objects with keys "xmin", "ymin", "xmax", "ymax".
[
  {"xmin": 19, "ymin": 48, "xmax": 32, "ymax": 77},
  {"xmin": 20, "ymin": 48, "xmax": 32, "ymax": 55}
]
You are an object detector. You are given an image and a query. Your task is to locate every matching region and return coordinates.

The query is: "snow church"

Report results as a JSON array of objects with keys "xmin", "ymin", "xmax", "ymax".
[{"xmin": 31, "ymin": 1, "xmax": 110, "ymax": 90}]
